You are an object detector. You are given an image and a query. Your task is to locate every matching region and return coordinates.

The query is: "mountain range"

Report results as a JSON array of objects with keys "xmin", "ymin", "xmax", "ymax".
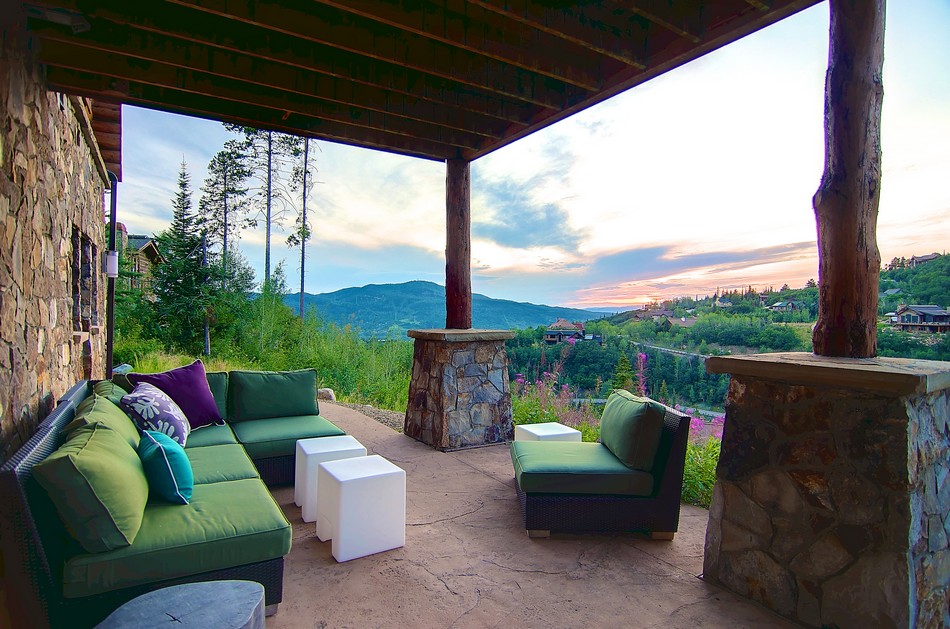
[{"xmin": 284, "ymin": 281, "xmax": 599, "ymax": 338}]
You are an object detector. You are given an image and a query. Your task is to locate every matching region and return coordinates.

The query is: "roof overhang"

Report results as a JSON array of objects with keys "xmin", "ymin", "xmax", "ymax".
[{"xmin": 20, "ymin": 0, "xmax": 822, "ymax": 163}]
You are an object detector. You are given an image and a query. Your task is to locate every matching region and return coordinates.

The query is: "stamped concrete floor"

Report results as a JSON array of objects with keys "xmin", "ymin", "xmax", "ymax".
[{"xmin": 267, "ymin": 403, "xmax": 793, "ymax": 629}]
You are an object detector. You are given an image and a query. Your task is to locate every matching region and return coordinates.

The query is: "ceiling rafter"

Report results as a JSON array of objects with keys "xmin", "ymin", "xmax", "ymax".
[
  {"xmin": 30, "ymin": 20, "xmax": 507, "ymax": 142},
  {"xmin": 167, "ymin": 0, "xmax": 586, "ymax": 110}
]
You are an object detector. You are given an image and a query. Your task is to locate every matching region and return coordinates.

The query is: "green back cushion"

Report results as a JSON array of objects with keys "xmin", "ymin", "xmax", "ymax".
[
  {"xmin": 227, "ymin": 369, "xmax": 319, "ymax": 422},
  {"xmin": 93, "ymin": 380, "xmax": 127, "ymax": 407},
  {"xmin": 205, "ymin": 371, "xmax": 229, "ymax": 421},
  {"xmin": 34, "ymin": 424, "xmax": 149, "ymax": 552},
  {"xmin": 599, "ymin": 390, "xmax": 666, "ymax": 471},
  {"xmin": 112, "ymin": 373, "xmax": 134, "ymax": 393},
  {"xmin": 65, "ymin": 393, "xmax": 141, "ymax": 449},
  {"xmin": 138, "ymin": 431, "xmax": 194, "ymax": 505}
]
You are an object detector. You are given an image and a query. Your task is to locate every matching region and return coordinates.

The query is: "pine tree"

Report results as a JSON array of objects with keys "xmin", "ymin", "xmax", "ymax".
[
  {"xmin": 199, "ymin": 141, "xmax": 251, "ymax": 272},
  {"xmin": 611, "ymin": 352, "xmax": 634, "ymax": 391}
]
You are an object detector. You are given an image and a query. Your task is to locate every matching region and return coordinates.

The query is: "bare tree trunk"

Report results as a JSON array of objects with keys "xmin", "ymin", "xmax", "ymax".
[
  {"xmin": 811, "ymin": 0, "xmax": 885, "ymax": 357},
  {"xmin": 265, "ymin": 130, "xmax": 273, "ymax": 286},
  {"xmin": 445, "ymin": 159, "xmax": 472, "ymax": 329},
  {"xmin": 299, "ymin": 138, "xmax": 308, "ymax": 318}
]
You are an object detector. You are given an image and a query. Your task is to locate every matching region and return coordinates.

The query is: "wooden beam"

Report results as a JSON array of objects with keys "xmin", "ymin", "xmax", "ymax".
[
  {"xmin": 30, "ymin": 0, "xmax": 540, "ymax": 126},
  {"xmin": 46, "ymin": 67, "xmax": 460, "ymax": 161},
  {"xmin": 811, "ymin": 0, "xmax": 884, "ymax": 357},
  {"xmin": 168, "ymin": 0, "xmax": 583, "ymax": 110},
  {"xmin": 316, "ymin": 0, "xmax": 613, "ymax": 90},
  {"xmin": 29, "ymin": 19, "xmax": 516, "ymax": 138},
  {"xmin": 445, "ymin": 159, "xmax": 472, "ymax": 329},
  {"xmin": 38, "ymin": 38, "xmax": 488, "ymax": 151},
  {"xmin": 468, "ymin": 0, "xmax": 649, "ymax": 69}
]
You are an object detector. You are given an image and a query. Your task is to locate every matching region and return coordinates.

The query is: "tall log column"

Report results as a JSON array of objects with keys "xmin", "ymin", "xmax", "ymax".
[
  {"xmin": 445, "ymin": 159, "xmax": 472, "ymax": 329},
  {"xmin": 812, "ymin": 0, "xmax": 885, "ymax": 357}
]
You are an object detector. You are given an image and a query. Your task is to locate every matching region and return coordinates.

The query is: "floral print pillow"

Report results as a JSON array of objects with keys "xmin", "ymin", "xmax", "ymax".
[{"xmin": 119, "ymin": 383, "xmax": 191, "ymax": 446}]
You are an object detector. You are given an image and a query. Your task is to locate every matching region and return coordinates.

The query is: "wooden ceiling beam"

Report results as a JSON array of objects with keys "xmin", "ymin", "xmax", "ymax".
[
  {"xmin": 623, "ymin": 1, "xmax": 704, "ymax": 44},
  {"xmin": 744, "ymin": 1, "xmax": 772, "ymax": 11},
  {"xmin": 46, "ymin": 67, "xmax": 460, "ymax": 161},
  {"xmin": 37, "ymin": 39, "xmax": 487, "ymax": 151},
  {"xmin": 167, "ymin": 0, "xmax": 584, "ymax": 110},
  {"xmin": 31, "ymin": 20, "xmax": 509, "ymax": 141},
  {"xmin": 315, "ymin": 0, "xmax": 612, "ymax": 91},
  {"xmin": 466, "ymin": 0, "xmax": 649, "ymax": 70},
  {"xmin": 30, "ymin": 0, "xmax": 540, "ymax": 126}
]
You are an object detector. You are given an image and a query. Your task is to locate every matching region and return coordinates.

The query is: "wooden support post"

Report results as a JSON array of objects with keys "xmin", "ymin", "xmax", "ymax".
[
  {"xmin": 445, "ymin": 159, "xmax": 472, "ymax": 329},
  {"xmin": 812, "ymin": 0, "xmax": 885, "ymax": 357}
]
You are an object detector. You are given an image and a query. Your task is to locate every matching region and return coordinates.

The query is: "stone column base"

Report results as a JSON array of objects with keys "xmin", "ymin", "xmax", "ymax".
[
  {"xmin": 704, "ymin": 353, "xmax": 950, "ymax": 628},
  {"xmin": 404, "ymin": 329, "xmax": 514, "ymax": 451}
]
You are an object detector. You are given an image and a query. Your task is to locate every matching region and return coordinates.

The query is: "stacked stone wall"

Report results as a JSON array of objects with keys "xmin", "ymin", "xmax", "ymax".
[
  {"xmin": 0, "ymin": 25, "xmax": 108, "ymax": 464},
  {"xmin": 704, "ymin": 374, "xmax": 949, "ymax": 628}
]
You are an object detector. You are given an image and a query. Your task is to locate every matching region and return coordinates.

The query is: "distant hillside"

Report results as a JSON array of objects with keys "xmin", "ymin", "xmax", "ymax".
[{"xmin": 285, "ymin": 281, "xmax": 599, "ymax": 338}]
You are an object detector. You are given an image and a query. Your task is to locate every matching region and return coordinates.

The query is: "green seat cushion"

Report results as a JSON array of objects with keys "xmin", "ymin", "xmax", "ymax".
[
  {"xmin": 138, "ymin": 431, "xmax": 193, "ymax": 505},
  {"xmin": 184, "ymin": 423, "xmax": 239, "ymax": 448},
  {"xmin": 600, "ymin": 390, "xmax": 666, "ymax": 472},
  {"xmin": 62, "ymin": 478, "xmax": 291, "ymax": 598},
  {"xmin": 65, "ymin": 394, "xmax": 141, "ymax": 449},
  {"xmin": 510, "ymin": 441, "xmax": 654, "ymax": 496},
  {"xmin": 231, "ymin": 415, "xmax": 345, "ymax": 459},
  {"xmin": 92, "ymin": 380, "xmax": 126, "ymax": 407},
  {"xmin": 187, "ymin": 444, "xmax": 260, "ymax": 484},
  {"xmin": 205, "ymin": 371, "xmax": 228, "ymax": 421},
  {"xmin": 227, "ymin": 369, "xmax": 319, "ymax": 423},
  {"xmin": 34, "ymin": 424, "xmax": 149, "ymax": 553}
]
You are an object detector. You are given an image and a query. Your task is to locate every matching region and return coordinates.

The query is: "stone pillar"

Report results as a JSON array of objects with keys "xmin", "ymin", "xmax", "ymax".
[
  {"xmin": 704, "ymin": 353, "xmax": 950, "ymax": 628},
  {"xmin": 405, "ymin": 329, "xmax": 515, "ymax": 450}
]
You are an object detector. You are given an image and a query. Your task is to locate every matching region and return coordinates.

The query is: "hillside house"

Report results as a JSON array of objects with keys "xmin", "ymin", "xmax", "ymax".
[
  {"xmin": 543, "ymin": 318, "xmax": 584, "ymax": 344},
  {"xmin": 908, "ymin": 252, "xmax": 942, "ymax": 268},
  {"xmin": 768, "ymin": 300, "xmax": 805, "ymax": 312},
  {"xmin": 894, "ymin": 305, "xmax": 950, "ymax": 333},
  {"xmin": 118, "ymin": 224, "xmax": 163, "ymax": 294}
]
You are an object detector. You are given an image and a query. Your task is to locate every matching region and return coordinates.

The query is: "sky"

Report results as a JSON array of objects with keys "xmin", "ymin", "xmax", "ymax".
[{"xmin": 116, "ymin": 1, "xmax": 950, "ymax": 310}]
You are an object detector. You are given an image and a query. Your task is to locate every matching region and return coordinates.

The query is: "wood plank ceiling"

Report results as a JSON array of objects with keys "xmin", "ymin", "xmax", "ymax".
[{"xmin": 21, "ymin": 0, "xmax": 821, "ymax": 165}]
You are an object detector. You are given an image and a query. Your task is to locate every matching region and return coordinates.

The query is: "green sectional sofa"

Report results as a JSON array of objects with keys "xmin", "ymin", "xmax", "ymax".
[{"xmin": 0, "ymin": 368, "xmax": 346, "ymax": 628}]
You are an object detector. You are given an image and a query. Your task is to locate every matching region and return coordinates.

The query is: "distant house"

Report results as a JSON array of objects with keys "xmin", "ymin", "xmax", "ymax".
[
  {"xmin": 894, "ymin": 305, "xmax": 950, "ymax": 333},
  {"xmin": 118, "ymin": 223, "xmax": 164, "ymax": 294},
  {"xmin": 714, "ymin": 298, "xmax": 733, "ymax": 308},
  {"xmin": 768, "ymin": 301, "xmax": 805, "ymax": 313},
  {"xmin": 544, "ymin": 318, "xmax": 584, "ymax": 344},
  {"xmin": 879, "ymin": 288, "xmax": 902, "ymax": 298},
  {"xmin": 908, "ymin": 253, "xmax": 941, "ymax": 268},
  {"xmin": 671, "ymin": 316, "xmax": 698, "ymax": 328}
]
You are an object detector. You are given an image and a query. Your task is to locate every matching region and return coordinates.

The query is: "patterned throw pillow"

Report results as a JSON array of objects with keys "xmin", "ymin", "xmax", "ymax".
[{"xmin": 120, "ymin": 383, "xmax": 191, "ymax": 446}]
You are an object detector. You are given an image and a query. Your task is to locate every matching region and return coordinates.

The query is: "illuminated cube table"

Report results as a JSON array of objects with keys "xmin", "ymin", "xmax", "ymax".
[
  {"xmin": 514, "ymin": 422, "xmax": 582, "ymax": 442},
  {"xmin": 295, "ymin": 435, "xmax": 367, "ymax": 523},
  {"xmin": 315, "ymin": 454, "xmax": 406, "ymax": 562}
]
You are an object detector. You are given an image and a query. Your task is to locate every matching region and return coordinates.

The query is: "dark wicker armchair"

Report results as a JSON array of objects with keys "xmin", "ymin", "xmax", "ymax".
[{"xmin": 513, "ymin": 406, "xmax": 690, "ymax": 539}]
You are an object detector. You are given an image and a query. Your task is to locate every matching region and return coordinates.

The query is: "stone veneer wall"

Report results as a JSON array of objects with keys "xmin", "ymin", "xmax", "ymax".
[
  {"xmin": 0, "ymin": 23, "xmax": 108, "ymax": 464},
  {"xmin": 405, "ymin": 330, "xmax": 514, "ymax": 450},
  {"xmin": 704, "ymin": 358, "xmax": 950, "ymax": 628}
]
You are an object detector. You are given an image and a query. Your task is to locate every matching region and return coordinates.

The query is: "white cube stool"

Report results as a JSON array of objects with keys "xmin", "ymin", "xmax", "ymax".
[
  {"xmin": 295, "ymin": 435, "xmax": 367, "ymax": 523},
  {"xmin": 315, "ymin": 454, "xmax": 406, "ymax": 562},
  {"xmin": 514, "ymin": 422, "xmax": 582, "ymax": 442}
]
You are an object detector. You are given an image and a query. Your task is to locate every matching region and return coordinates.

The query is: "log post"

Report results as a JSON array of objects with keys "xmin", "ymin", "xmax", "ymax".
[
  {"xmin": 811, "ymin": 0, "xmax": 885, "ymax": 357},
  {"xmin": 445, "ymin": 159, "xmax": 472, "ymax": 329}
]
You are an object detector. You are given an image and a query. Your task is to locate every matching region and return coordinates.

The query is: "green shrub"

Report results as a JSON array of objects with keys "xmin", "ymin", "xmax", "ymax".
[{"xmin": 681, "ymin": 437, "xmax": 721, "ymax": 508}]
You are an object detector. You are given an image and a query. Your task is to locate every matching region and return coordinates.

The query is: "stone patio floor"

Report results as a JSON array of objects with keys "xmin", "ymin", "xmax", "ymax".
[{"xmin": 267, "ymin": 403, "xmax": 794, "ymax": 628}]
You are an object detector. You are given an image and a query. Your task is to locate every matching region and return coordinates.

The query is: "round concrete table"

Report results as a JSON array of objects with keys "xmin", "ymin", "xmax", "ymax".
[{"xmin": 96, "ymin": 580, "xmax": 264, "ymax": 628}]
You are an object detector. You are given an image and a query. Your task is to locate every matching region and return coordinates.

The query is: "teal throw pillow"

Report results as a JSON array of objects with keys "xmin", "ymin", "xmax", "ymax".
[
  {"xmin": 138, "ymin": 431, "xmax": 194, "ymax": 505},
  {"xmin": 599, "ymin": 390, "xmax": 667, "ymax": 472},
  {"xmin": 228, "ymin": 369, "xmax": 319, "ymax": 422}
]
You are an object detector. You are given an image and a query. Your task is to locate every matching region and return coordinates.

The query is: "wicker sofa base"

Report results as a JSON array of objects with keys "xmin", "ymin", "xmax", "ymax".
[
  {"xmin": 254, "ymin": 454, "xmax": 295, "ymax": 486},
  {"xmin": 55, "ymin": 557, "xmax": 284, "ymax": 628},
  {"xmin": 516, "ymin": 485, "xmax": 680, "ymax": 534}
]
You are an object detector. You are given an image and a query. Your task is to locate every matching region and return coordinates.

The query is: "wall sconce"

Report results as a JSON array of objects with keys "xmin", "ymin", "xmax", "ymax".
[{"xmin": 102, "ymin": 250, "xmax": 119, "ymax": 278}]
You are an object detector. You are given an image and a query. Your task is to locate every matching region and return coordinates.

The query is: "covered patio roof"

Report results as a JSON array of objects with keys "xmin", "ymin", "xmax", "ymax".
[{"xmin": 23, "ymin": 0, "xmax": 819, "ymax": 166}]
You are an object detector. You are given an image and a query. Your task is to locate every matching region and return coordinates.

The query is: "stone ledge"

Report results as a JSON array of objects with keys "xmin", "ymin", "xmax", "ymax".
[
  {"xmin": 407, "ymin": 328, "xmax": 515, "ymax": 342},
  {"xmin": 706, "ymin": 352, "xmax": 950, "ymax": 395}
]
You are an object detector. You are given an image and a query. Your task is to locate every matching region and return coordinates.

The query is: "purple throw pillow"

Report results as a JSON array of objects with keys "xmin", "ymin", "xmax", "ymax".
[
  {"xmin": 128, "ymin": 360, "xmax": 224, "ymax": 429},
  {"xmin": 120, "ymin": 383, "xmax": 191, "ymax": 446}
]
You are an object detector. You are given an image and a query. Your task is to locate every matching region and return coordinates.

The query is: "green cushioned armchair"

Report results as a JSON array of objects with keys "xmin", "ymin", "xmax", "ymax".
[{"xmin": 510, "ymin": 393, "xmax": 691, "ymax": 539}]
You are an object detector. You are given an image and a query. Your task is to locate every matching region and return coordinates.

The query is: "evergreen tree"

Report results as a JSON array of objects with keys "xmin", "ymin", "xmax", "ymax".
[
  {"xmin": 611, "ymin": 352, "xmax": 634, "ymax": 391},
  {"xmin": 199, "ymin": 141, "xmax": 251, "ymax": 270}
]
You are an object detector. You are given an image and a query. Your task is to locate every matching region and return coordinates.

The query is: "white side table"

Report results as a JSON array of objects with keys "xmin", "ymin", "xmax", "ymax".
[
  {"xmin": 315, "ymin": 454, "xmax": 406, "ymax": 562},
  {"xmin": 514, "ymin": 422, "xmax": 582, "ymax": 442},
  {"xmin": 295, "ymin": 435, "xmax": 367, "ymax": 523}
]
